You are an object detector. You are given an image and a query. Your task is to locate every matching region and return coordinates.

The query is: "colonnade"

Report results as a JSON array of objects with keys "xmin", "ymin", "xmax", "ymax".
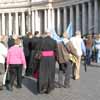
[{"xmin": 0, "ymin": 0, "xmax": 99, "ymax": 36}]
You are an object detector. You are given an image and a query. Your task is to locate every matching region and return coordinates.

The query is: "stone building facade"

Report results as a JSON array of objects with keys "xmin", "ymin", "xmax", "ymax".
[{"xmin": 0, "ymin": 0, "xmax": 99, "ymax": 36}]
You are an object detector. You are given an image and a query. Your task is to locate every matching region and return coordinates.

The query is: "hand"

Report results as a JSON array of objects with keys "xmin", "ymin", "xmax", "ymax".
[
  {"xmin": 6, "ymin": 64, "xmax": 9, "ymax": 68},
  {"xmin": 23, "ymin": 65, "xmax": 27, "ymax": 69},
  {"xmin": 22, "ymin": 68, "xmax": 26, "ymax": 77}
]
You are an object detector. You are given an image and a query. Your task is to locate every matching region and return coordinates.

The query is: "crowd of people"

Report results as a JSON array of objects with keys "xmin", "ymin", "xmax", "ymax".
[
  {"xmin": 0, "ymin": 30, "xmax": 100, "ymax": 94},
  {"xmin": 84, "ymin": 34, "xmax": 100, "ymax": 64}
]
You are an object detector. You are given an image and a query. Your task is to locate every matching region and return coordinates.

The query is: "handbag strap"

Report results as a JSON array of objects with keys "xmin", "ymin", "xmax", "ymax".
[{"xmin": 62, "ymin": 41, "xmax": 70, "ymax": 53}]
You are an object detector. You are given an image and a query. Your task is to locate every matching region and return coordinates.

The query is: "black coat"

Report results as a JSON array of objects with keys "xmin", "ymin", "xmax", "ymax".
[
  {"xmin": 23, "ymin": 36, "xmax": 32, "ymax": 57},
  {"xmin": 29, "ymin": 37, "xmax": 41, "ymax": 71},
  {"xmin": 36, "ymin": 36, "xmax": 57, "ymax": 93}
]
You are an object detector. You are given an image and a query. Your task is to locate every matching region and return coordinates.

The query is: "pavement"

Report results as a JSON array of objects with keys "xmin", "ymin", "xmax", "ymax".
[{"xmin": 0, "ymin": 62, "xmax": 100, "ymax": 100}]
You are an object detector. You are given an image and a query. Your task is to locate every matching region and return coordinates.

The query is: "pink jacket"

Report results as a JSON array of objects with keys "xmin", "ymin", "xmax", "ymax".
[{"xmin": 7, "ymin": 45, "xmax": 26, "ymax": 68}]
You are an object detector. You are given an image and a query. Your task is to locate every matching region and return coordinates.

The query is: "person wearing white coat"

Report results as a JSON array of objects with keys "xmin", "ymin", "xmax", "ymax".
[
  {"xmin": 70, "ymin": 31, "xmax": 86, "ymax": 80},
  {"xmin": 0, "ymin": 41, "xmax": 7, "ymax": 90}
]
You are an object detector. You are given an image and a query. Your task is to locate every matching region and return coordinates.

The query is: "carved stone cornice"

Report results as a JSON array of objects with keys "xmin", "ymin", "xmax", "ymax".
[
  {"xmin": 0, "ymin": 8, "xmax": 28, "ymax": 13},
  {"xmin": 51, "ymin": 0, "xmax": 90, "ymax": 8},
  {"xmin": 0, "ymin": 0, "xmax": 90, "ymax": 12},
  {"xmin": 31, "ymin": 0, "xmax": 90, "ymax": 10},
  {"xmin": 0, "ymin": 1, "xmax": 29, "ymax": 9}
]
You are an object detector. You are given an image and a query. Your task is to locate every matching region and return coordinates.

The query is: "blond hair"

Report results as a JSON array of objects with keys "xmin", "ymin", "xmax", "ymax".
[{"xmin": 14, "ymin": 38, "xmax": 21, "ymax": 45}]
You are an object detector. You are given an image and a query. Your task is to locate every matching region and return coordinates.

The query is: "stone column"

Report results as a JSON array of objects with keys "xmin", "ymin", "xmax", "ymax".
[
  {"xmin": 82, "ymin": 3, "xmax": 86, "ymax": 34},
  {"xmin": 0, "ymin": 16, "xmax": 2, "ymax": 35},
  {"xmin": 51, "ymin": 8, "xmax": 55, "ymax": 30},
  {"xmin": 94, "ymin": 0, "xmax": 98, "ymax": 33},
  {"xmin": 15, "ymin": 12, "xmax": 19, "ymax": 35},
  {"xmin": 32, "ymin": 11, "xmax": 35, "ymax": 35},
  {"xmin": 88, "ymin": 1, "xmax": 92, "ymax": 33},
  {"xmin": 44, "ymin": 9, "xmax": 47, "ymax": 31},
  {"xmin": 76, "ymin": 4, "xmax": 80, "ymax": 31},
  {"xmin": 22, "ymin": 12, "xmax": 25, "ymax": 36},
  {"xmin": 38, "ymin": 11, "xmax": 41, "ymax": 33},
  {"xmin": 70, "ymin": 6, "xmax": 74, "ymax": 34},
  {"xmin": 35, "ymin": 10, "xmax": 37, "ymax": 31},
  {"xmin": 63, "ymin": 7, "xmax": 67, "ymax": 31},
  {"xmin": 2, "ymin": 13, "xmax": 5, "ymax": 35},
  {"xmin": 39, "ymin": 11, "xmax": 43, "ymax": 33},
  {"xmin": 48, "ymin": 9, "xmax": 52, "ymax": 29},
  {"xmin": 28, "ymin": 8, "xmax": 31, "ymax": 32},
  {"xmin": 57, "ymin": 8, "xmax": 61, "ymax": 34},
  {"xmin": 35, "ymin": 10, "xmax": 40, "ymax": 32},
  {"xmin": 9, "ymin": 13, "xmax": 12, "ymax": 36}
]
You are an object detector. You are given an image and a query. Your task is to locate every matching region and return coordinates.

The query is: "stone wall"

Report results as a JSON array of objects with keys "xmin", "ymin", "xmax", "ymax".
[
  {"xmin": 0, "ymin": 0, "xmax": 27, "ymax": 3},
  {"xmin": 0, "ymin": 0, "xmax": 90, "ymax": 4}
]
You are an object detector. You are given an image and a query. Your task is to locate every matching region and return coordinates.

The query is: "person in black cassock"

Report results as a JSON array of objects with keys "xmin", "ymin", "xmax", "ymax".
[
  {"xmin": 22, "ymin": 32, "xmax": 33, "ymax": 76},
  {"xmin": 29, "ymin": 31, "xmax": 41, "ymax": 76},
  {"xmin": 35, "ymin": 31, "xmax": 57, "ymax": 94}
]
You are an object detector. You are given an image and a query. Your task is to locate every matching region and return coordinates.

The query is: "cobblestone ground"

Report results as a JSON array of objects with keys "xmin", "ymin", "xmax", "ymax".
[{"xmin": 0, "ymin": 62, "xmax": 100, "ymax": 100}]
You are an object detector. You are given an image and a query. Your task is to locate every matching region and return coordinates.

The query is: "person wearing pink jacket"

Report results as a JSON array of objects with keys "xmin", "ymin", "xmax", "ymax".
[{"xmin": 6, "ymin": 38, "xmax": 26, "ymax": 91}]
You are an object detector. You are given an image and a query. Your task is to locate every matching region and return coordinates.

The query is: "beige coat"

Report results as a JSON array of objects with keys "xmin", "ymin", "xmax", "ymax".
[{"xmin": 57, "ymin": 41, "xmax": 78, "ymax": 64}]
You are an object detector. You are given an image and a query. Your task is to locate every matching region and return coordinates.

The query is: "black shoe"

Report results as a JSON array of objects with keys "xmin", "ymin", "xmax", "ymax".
[
  {"xmin": 0, "ymin": 86, "xmax": 3, "ymax": 90},
  {"xmin": 16, "ymin": 85, "xmax": 22, "ymax": 89},
  {"xmin": 58, "ymin": 84, "xmax": 62, "ymax": 88},
  {"xmin": 64, "ymin": 84, "xmax": 70, "ymax": 88},
  {"xmin": 6, "ymin": 85, "xmax": 13, "ymax": 91},
  {"xmin": 45, "ymin": 90, "xmax": 50, "ymax": 94},
  {"xmin": 72, "ymin": 76, "xmax": 75, "ymax": 80},
  {"xmin": 39, "ymin": 89, "xmax": 47, "ymax": 94},
  {"xmin": 45, "ymin": 88, "xmax": 51, "ymax": 94},
  {"xmin": 64, "ymin": 81, "xmax": 70, "ymax": 88}
]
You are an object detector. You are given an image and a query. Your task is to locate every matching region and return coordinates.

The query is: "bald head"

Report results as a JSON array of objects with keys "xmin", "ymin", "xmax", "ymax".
[{"xmin": 75, "ymin": 31, "xmax": 81, "ymax": 36}]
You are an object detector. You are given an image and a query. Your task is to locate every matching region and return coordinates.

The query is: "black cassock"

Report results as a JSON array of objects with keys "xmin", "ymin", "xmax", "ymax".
[
  {"xmin": 36, "ymin": 36, "xmax": 57, "ymax": 93},
  {"xmin": 29, "ymin": 36, "xmax": 41, "ymax": 73},
  {"xmin": 23, "ymin": 36, "xmax": 33, "ymax": 75}
]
